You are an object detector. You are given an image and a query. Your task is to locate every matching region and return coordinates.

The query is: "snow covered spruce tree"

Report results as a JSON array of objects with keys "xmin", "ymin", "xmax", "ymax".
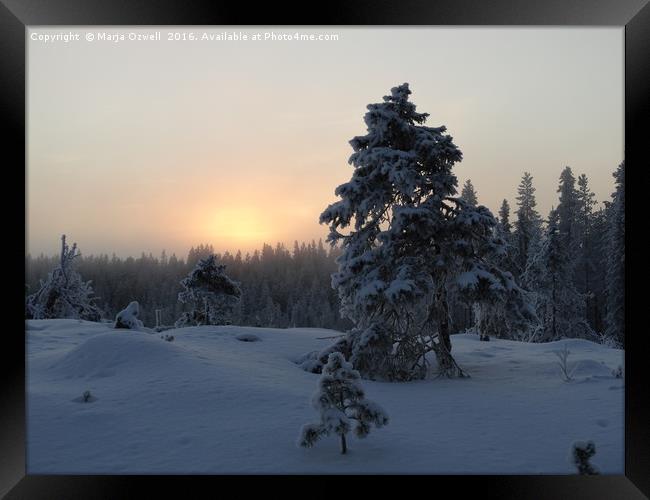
[
  {"xmin": 514, "ymin": 172, "xmax": 542, "ymax": 277},
  {"xmin": 175, "ymin": 255, "xmax": 242, "ymax": 327},
  {"xmin": 473, "ymin": 197, "xmax": 533, "ymax": 341},
  {"xmin": 556, "ymin": 166, "xmax": 579, "ymax": 253},
  {"xmin": 298, "ymin": 352, "xmax": 389, "ymax": 454},
  {"xmin": 319, "ymin": 83, "xmax": 535, "ymax": 380},
  {"xmin": 498, "ymin": 199, "xmax": 512, "ymax": 241},
  {"xmin": 26, "ymin": 235, "xmax": 102, "ymax": 321},
  {"xmin": 460, "ymin": 179, "xmax": 478, "ymax": 207},
  {"xmin": 604, "ymin": 162, "xmax": 625, "ymax": 346},
  {"xmin": 523, "ymin": 210, "xmax": 593, "ymax": 342},
  {"xmin": 575, "ymin": 174, "xmax": 598, "ymax": 327}
]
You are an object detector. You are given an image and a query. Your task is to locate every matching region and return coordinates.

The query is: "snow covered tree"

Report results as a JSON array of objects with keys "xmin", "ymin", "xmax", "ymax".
[
  {"xmin": 474, "ymin": 200, "xmax": 534, "ymax": 342},
  {"xmin": 498, "ymin": 199, "xmax": 512, "ymax": 236},
  {"xmin": 514, "ymin": 172, "xmax": 542, "ymax": 276},
  {"xmin": 460, "ymin": 179, "xmax": 478, "ymax": 206},
  {"xmin": 494, "ymin": 198, "xmax": 518, "ymax": 280},
  {"xmin": 114, "ymin": 301, "xmax": 144, "ymax": 330},
  {"xmin": 320, "ymin": 83, "xmax": 535, "ymax": 379},
  {"xmin": 523, "ymin": 210, "xmax": 593, "ymax": 341},
  {"xmin": 298, "ymin": 352, "xmax": 389, "ymax": 454},
  {"xmin": 26, "ymin": 235, "xmax": 102, "ymax": 321},
  {"xmin": 175, "ymin": 255, "xmax": 242, "ymax": 327},
  {"xmin": 587, "ymin": 206, "xmax": 609, "ymax": 333},
  {"xmin": 556, "ymin": 166, "xmax": 579, "ymax": 253},
  {"xmin": 186, "ymin": 243, "xmax": 215, "ymax": 268},
  {"xmin": 574, "ymin": 174, "xmax": 598, "ymax": 326},
  {"xmin": 604, "ymin": 162, "xmax": 625, "ymax": 346}
]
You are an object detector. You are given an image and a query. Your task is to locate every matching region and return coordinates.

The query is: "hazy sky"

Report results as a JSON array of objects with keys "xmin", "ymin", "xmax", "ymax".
[{"xmin": 27, "ymin": 27, "xmax": 623, "ymax": 258}]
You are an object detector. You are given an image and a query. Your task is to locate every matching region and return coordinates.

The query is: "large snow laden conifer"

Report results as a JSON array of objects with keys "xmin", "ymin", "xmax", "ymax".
[
  {"xmin": 175, "ymin": 255, "xmax": 242, "ymax": 327},
  {"xmin": 298, "ymin": 352, "xmax": 388, "ymax": 454},
  {"xmin": 319, "ymin": 83, "xmax": 534, "ymax": 380},
  {"xmin": 26, "ymin": 235, "xmax": 102, "ymax": 321}
]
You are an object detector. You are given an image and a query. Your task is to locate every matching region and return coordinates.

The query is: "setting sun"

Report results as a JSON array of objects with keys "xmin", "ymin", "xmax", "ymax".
[{"xmin": 207, "ymin": 206, "xmax": 271, "ymax": 248}]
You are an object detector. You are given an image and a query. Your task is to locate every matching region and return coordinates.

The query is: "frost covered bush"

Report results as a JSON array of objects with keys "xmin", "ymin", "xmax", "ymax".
[
  {"xmin": 175, "ymin": 255, "xmax": 242, "ymax": 327},
  {"xmin": 298, "ymin": 353, "xmax": 388, "ymax": 454},
  {"xmin": 25, "ymin": 235, "xmax": 102, "ymax": 321},
  {"xmin": 114, "ymin": 301, "xmax": 144, "ymax": 330},
  {"xmin": 598, "ymin": 332, "xmax": 622, "ymax": 349},
  {"xmin": 319, "ymin": 83, "xmax": 534, "ymax": 380},
  {"xmin": 570, "ymin": 441, "xmax": 599, "ymax": 475}
]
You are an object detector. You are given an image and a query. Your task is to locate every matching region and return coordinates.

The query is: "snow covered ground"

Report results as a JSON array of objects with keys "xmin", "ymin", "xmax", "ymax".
[{"xmin": 26, "ymin": 319, "xmax": 624, "ymax": 474}]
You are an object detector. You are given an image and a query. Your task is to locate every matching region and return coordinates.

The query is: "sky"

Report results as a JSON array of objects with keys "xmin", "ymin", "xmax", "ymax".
[{"xmin": 27, "ymin": 27, "xmax": 623, "ymax": 258}]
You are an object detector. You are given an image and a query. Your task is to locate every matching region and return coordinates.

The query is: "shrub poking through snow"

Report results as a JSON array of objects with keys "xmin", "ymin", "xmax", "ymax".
[
  {"xmin": 612, "ymin": 365, "xmax": 623, "ymax": 379},
  {"xmin": 82, "ymin": 390, "xmax": 92, "ymax": 403},
  {"xmin": 114, "ymin": 301, "xmax": 144, "ymax": 330},
  {"xmin": 298, "ymin": 352, "xmax": 388, "ymax": 454},
  {"xmin": 26, "ymin": 235, "xmax": 102, "ymax": 321},
  {"xmin": 555, "ymin": 345, "xmax": 578, "ymax": 382},
  {"xmin": 161, "ymin": 334, "xmax": 175, "ymax": 342},
  {"xmin": 570, "ymin": 441, "xmax": 599, "ymax": 475},
  {"xmin": 175, "ymin": 255, "xmax": 242, "ymax": 327}
]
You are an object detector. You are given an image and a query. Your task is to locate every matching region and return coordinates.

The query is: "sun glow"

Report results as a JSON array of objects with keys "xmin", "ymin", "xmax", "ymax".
[{"xmin": 207, "ymin": 207, "xmax": 271, "ymax": 248}]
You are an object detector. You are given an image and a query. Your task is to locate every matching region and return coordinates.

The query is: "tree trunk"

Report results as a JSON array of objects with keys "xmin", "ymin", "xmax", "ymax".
[
  {"xmin": 340, "ymin": 433, "xmax": 347, "ymax": 454},
  {"xmin": 438, "ymin": 288, "xmax": 452, "ymax": 353},
  {"xmin": 551, "ymin": 279, "xmax": 557, "ymax": 340}
]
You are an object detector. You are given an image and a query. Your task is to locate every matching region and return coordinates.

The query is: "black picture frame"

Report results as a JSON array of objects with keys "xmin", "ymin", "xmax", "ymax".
[{"xmin": 2, "ymin": 0, "xmax": 647, "ymax": 497}]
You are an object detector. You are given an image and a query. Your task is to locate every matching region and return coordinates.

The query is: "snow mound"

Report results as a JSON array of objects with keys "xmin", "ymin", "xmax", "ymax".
[
  {"xmin": 571, "ymin": 359, "xmax": 617, "ymax": 380},
  {"xmin": 47, "ymin": 331, "xmax": 181, "ymax": 380},
  {"xmin": 26, "ymin": 318, "xmax": 106, "ymax": 333}
]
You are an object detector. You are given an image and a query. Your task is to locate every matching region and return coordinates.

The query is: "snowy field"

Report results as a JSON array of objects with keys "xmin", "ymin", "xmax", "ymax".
[{"xmin": 26, "ymin": 319, "xmax": 624, "ymax": 474}]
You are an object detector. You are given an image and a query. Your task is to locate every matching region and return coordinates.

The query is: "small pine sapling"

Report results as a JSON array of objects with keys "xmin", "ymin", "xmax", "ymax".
[
  {"xmin": 570, "ymin": 441, "xmax": 599, "ymax": 475},
  {"xmin": 82, "ymin": 390, "xmax": 92, "ymax": 403},
  {"xmin": 298, "ymin": 352, "xmax": 388, "ymax": 454},
  {"xmin": 175, "ymin": 255, "xmax": 242, "ymax": 327}
]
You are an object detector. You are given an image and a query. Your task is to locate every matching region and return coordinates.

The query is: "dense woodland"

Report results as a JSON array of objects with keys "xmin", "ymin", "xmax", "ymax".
[{"xmin": 26, "ymin": 240, "xmax": 351, "ymax": 331}]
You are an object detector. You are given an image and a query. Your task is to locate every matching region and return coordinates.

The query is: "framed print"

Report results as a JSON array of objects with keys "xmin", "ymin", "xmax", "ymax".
[{"xmin": 2, "ymin": 0, "xmax": 647, "ymax": 497}]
